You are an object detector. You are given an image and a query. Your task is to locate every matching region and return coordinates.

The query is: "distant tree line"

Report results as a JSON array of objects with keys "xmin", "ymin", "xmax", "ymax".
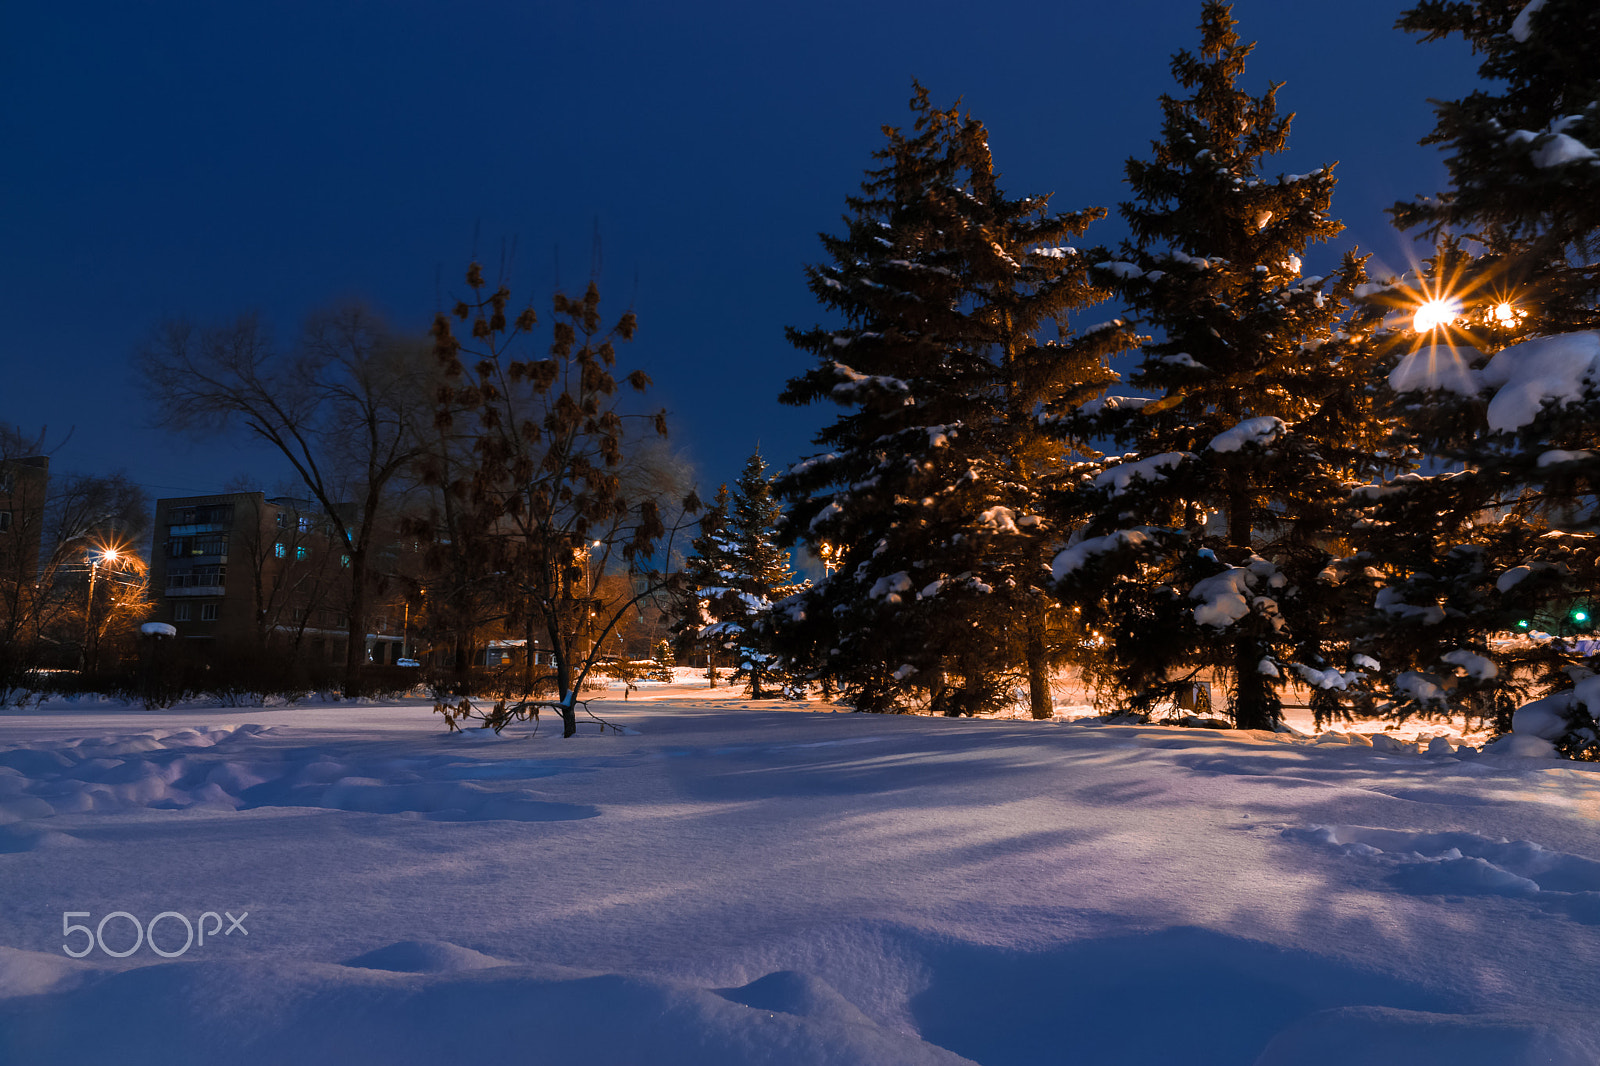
[{"xmin": 129, "ymin": 271, "xmax": 697, "ymax": 734}]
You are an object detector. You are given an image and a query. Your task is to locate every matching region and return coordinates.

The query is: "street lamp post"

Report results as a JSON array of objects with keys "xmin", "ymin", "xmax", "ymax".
[
  {"xmin": 583, "ymin": 540, "xmax": 601, "ymax": 659},
  {"xmin": 81, "ymin": 547, "xmax": 120, "ymax": 675}
]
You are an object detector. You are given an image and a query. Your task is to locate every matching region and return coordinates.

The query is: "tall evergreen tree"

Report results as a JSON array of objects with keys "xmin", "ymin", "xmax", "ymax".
[
  {"xmin": 775, "ymin": 85, "xmax": 1131, "ymax": 716},
  {"xmin": 1051, "ymin": 2, "xmax": 1383, "ymax": 730},
  {"xmin": 678, "ymin": 484, "xmax": 735, "ymax": 686},
  {"xmin": 1356, "ymin": 0, "xmax": 1600, "ymax": 754},
  {"xmin": 704, "ymin": 451, "xmax": 800, "ymax": 699}
]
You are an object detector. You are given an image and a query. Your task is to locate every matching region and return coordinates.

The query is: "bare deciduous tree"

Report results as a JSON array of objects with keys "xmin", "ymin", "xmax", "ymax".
[
  {"xmin": 424, "ymin": 264, "xmax": 698, "ymax": 737},
  {"xmin": 136, "ymin": 305, "xmax": 429, "ymax": 694}
]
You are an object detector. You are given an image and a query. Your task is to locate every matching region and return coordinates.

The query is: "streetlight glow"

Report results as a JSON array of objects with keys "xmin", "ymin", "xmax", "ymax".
[{"xmin": 1413, "ymin": 297, "xmax": 1461, "ymax": 333}]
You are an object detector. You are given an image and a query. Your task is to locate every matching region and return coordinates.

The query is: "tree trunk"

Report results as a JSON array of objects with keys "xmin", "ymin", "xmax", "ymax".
[
  {"xmin": 1026, "ymin": 608, "xmax": 1053, "ymax": 720},
  {"xmin": 1227, "ymin": 484, "xmax": 1252, "ymax": 549},
  {"xmin": 1232, "ymin": 639, "xmax": 1278, "ymax": 730},
  {"xmin": 521, "ymin": 612, "xmax": 536, "ymax": 699},
  {"xmin": 559, "ymin": 691, "xmax": 577, "ymax": 738},
  {"xmin": 1225, "ymin": 480, "xmax": 1270, "ymax": 728},
  {"xmin": 452, "ymin": 634, "xmax": 473, "ymax": 695},
  {"xmin": 552, "ymin": 623, "xmax": 577, "ymax": 738},
  {"xmin": 342, "ymin": 548, "xmax": 369, "ymax": 698}
]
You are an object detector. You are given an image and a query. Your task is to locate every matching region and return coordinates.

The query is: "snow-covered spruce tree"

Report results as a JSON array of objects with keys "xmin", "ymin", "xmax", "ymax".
[
  {"xmin": 701, "ymin": 451, "xmax": 802, "ymax": 699},
  {"xmin": 774, "ymin": 84, "xmax": 1131, "ymax": 717},
  {"xmin": 1335, "ymin": 241, "xmax": 1535, "ymax": 737},
  {"xmin": 1050, "ymin": 2, "xmax": 1384, "ymax": 731},
  {"xmin": 650, "ymin": 637, "xmax": 675, "ymax": 683},
  {"xmin": 1358, "ymin": 0, "xmax": 1600, "ymax": 756},
  {"xmin": 677, "ymin": 484, "xmax": 734, "ymax": 686}
]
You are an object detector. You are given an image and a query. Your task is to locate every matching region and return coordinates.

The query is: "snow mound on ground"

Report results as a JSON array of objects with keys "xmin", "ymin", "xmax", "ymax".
[
  {"xmin": 718, "ymin": 969, "xmax": 878, "ymax": 1028},
  {"xmin": 0, "ymin": 726, "xmax": 599, "ymax": 823},
  {"xmin": 0, "ymin": 824, "xmax": 83, "ymax": 852},
  {"xmin": 1483, "ymin": 734, "xmax": 1560, "ymax": 758},
  {"xmin": 1285, "ymin": 825, "xmax": 1600, "ymax": 922},
  {"xmin": 0, "ymin": 957, "xmax": 977, "ymax": 1066},
  {"xmin": 0, "ymin": 948, "xmax": 92, "ymax": 999},
  {"xmin": 344, "ymin": 940, "xmax": 506, "ymax": 974}
]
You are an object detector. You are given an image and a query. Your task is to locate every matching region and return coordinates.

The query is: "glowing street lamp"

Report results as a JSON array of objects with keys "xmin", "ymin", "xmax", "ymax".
[
  {"xmin": 1412, "ymin": 297, "xmax": 1462, "ymax": 333},
  {"xmin": 81, "ymin": 547, "xmax": 122, "ymax": 674}
]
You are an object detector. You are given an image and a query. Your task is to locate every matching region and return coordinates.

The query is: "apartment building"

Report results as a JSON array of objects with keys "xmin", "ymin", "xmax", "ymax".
[{"xmin": 148, "ymin": 492, "xmax": 408, "ymax": 663}]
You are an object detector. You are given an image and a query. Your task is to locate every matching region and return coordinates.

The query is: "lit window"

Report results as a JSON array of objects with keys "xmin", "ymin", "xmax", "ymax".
[
  {"xmin": 274, "ymin": 543, "xmax": 286, "ymax": 558},
  {"xmin": 296, "ymin": 545, "xmax": 309, "ymax": 560},
  {"xmin": 340, "ymin": 554, "xmax": 350, "ymax": 568},
  {"xmin": 297, "ymin": 516, "xmax": 311, "ymax": 533}
]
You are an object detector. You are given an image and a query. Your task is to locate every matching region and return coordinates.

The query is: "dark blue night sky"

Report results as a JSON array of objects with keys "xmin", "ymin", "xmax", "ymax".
[{"xmin": 4, "ymin": 1, "xmax": 1479, "ymax": 505}]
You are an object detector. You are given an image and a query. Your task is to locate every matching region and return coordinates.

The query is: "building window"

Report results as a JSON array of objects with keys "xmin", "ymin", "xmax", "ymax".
[
  {"xmin": 276, "ymin": 511, "xmax": 288, "ymax": 529},
  {"xmin": 274, "ymin": 543, "xmax": 286, "ymax": 558},
  {"xmin": 166, "ymin": 565, "xmax": 226, "ymax": 590},
  {"xmin": 296, "ymin": 545, "xmax": 309, "ymax": 560},
  {"xmin": 200, "ymin": 604, "xmax": 219, "ymax": 622},
  {"xmin": 0, "ymin": 511, "xmax": 9, "ymax": 534},
  {"xmin": 340, "ymin": 554, "xmax": 350, "ymax": 568},
  {"xmin": 174, "ymin": 604, "xmax": 192, "ymax": 622},
  {"xmin": 168, "ymin": 534, "xmax": 228, "ymax": 557},
  {"xmin": 297, "ymin": 515, "xmax": 311, "ymax": 533}
]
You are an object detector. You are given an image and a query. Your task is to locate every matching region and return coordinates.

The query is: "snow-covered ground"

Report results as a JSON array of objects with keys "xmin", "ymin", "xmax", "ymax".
[{"xmin": 2, "ymin": 679, "xmax": 1598, "ymax": 1064}]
